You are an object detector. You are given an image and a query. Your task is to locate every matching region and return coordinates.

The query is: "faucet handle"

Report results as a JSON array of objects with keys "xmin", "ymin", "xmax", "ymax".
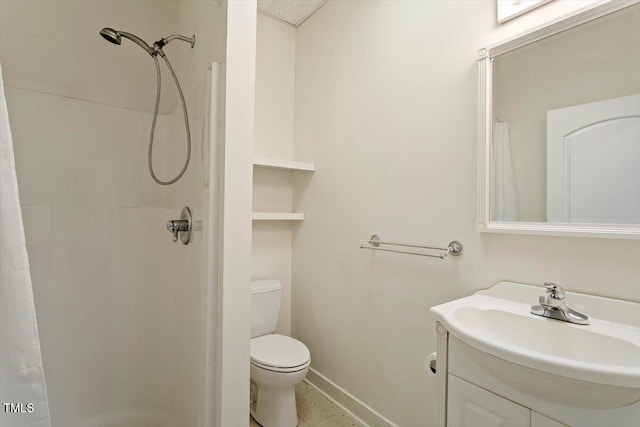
[
  {"xmin": 166, "ymin": 207, "xmax": 192, "ymax": 245},
  {"xmin": 544, "ymin": 282, "xmax": 565, "ymax": 300},
  {"xmin": 166, "ymin": 220, "xmax": 181, "ymax": 242}
]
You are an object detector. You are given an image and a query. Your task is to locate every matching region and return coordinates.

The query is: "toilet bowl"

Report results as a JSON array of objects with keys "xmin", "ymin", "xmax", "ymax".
[
  {"xmin": 250, "ymin": 334, "xmax": 310, "ymax": 427},
  {"xmin": 250, "ymin": 280, "xmax": 311, "ymax": 427}
]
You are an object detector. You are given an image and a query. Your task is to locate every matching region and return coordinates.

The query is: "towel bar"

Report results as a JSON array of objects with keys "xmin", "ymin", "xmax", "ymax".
[{"xmin": 360, "ymin": 235, "xmax": 463, "ymax": 259}]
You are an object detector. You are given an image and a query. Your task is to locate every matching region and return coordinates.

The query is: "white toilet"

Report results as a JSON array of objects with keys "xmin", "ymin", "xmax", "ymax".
[{"xmin": 250, "ymin": 279, "xmax": 310, "ymax": 427}]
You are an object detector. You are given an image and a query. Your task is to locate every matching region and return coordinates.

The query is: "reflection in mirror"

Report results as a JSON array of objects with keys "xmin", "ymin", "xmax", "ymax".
[{"xmin": 492, "ymin": 4, "xmax": 640, "ymax": 225}]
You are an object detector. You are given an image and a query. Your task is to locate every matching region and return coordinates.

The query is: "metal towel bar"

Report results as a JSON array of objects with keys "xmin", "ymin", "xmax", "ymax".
[{"xmin": 360, "ymin": 235, "xmax": 463, "ymax": 259}]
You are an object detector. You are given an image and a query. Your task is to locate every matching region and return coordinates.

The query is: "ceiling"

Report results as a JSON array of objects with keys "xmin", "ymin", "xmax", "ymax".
[{"xmin": 257, "ymin": 0, "xmax": 327, "ymax": 27}]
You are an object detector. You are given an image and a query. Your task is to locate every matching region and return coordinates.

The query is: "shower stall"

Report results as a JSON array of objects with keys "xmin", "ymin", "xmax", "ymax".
[{"xmin": 0, "ymin": 1, "xmax": 255, "ymax": 426}]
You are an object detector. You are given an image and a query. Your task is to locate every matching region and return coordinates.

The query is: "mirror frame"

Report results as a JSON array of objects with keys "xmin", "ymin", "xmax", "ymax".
[{"xmin": 477, "ymin": 0, "xmax": 640, "ymax": 239}]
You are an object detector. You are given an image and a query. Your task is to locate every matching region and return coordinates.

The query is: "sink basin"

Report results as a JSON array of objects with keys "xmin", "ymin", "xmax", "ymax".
[{"xmin": 430, "ymin": 282, "xmax": 640, "ymax": 408}]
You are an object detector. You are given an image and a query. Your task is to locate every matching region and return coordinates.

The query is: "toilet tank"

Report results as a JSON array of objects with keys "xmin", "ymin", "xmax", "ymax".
[{"xmin": 251, "ymin": 279, "xmax": 282, "ymax": 338}]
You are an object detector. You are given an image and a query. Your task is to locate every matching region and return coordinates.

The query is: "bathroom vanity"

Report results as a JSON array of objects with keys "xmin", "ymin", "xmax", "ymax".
[{"xmin": 430, "ymin": 282, "xmax": 640, "ymax": 427}]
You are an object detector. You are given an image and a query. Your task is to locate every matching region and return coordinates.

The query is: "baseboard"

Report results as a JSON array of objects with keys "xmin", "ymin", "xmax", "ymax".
[{"xmin": 304, "ymin": 368, "xmax": 399, "ymax": 427}]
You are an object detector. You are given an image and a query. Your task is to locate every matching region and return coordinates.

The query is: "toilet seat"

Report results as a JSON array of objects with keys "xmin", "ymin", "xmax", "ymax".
[
  {"xmin": 251, "ymin": 358, "xmax": 310, "ymax": 373},
  {"xmin": 250, "ymin": 334, "xmax": 310, "ymax": 372}
]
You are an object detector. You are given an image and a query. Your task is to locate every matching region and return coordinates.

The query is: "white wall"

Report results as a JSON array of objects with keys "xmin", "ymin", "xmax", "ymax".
[
  {"xmin": 291, "ymin": 1, "xmax": 640, "ymax": 426},
  {"xmin": 5, "ymin": 86, "xmax": 183, "ymax": 427},
  {"xmin": 254, "ymin": 13, "xmax": 296, "ymax": 160},
  {"xmin": 0, "ymin": 0, "xmax": 179, "ymax": 113},
  {"xmin": 252, "ymin": 13, "xmax": 297, "ymax": 335},
  {"xmin": 215, "ymin": 1, "xmax": 256, "ymax": 426}
]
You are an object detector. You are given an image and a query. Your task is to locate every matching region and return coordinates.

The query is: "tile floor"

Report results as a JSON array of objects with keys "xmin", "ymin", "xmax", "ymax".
[{"xmin": 250, "ymin": 381, "xmax": 364, "ymax": 427}]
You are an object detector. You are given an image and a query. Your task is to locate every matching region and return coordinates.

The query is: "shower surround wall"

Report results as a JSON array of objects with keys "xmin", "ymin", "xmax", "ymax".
[
  {"xmin": 291, "ymin": 1, "xmax": 640, "ymax": 426},
  {"xmin": 6, "ymin": 87, "xmax": 197, "ymax": 427},
  {"xmin": 0, "ymin": 0, "xmax": 228, "ymax": 426}
]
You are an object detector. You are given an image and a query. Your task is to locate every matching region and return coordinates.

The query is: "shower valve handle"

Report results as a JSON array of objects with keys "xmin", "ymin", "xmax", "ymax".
[
  {"xmin": 166, "ymin": 207, "xmax": 192, "ymax": 245},
  {"xmin": 166, "ymin": 220, "xmax": 189, "ymax": 242}
]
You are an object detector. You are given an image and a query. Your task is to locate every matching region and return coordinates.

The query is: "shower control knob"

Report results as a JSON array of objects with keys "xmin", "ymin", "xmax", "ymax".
[
  {"xmin": 166, "ymin": 207, "xmax": 192, "ymax": 245},
  {"xmin": 166, "ymin": 220, "xmax": 188, "ymax": 241}
]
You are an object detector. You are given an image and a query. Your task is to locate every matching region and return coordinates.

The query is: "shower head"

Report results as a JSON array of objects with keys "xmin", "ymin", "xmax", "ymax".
[
  {"xmin": 100, "ymin": 27, "xmax": 120, "ymax": 45},
  {"xmin": 99, "ymin": 26, "xmax": 196, "ymax": 185},
  {"xmin": 99, "ymin": 27, "xmax": 155, "ymax": 56}
]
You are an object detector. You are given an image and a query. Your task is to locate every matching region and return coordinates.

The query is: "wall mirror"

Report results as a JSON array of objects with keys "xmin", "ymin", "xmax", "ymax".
[{"xmin": 478, "ymin": 1, "xmax": 640, "ymax": 238}]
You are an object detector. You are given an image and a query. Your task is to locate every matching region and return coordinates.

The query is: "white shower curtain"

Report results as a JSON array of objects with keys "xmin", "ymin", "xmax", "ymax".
[
  {"xmin": 493, "ymin": 122, "xmax": 519, "ymax": 221},
  {"xmin": 0, "ymin": 63, "xmax": 51, "ymax": 427}
]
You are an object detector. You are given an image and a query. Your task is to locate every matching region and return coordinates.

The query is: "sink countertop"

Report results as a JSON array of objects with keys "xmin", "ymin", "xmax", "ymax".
[{"xmin": 430, "ymin": 281, "xmax": 640, "ymax": 389}]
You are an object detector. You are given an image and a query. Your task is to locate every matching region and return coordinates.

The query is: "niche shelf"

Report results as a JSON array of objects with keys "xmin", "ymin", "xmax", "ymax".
[
  {"xmin": 252, "ymin": 156, "xmax": 313, "ymax": 222},
  {"xmin": 252, "ymin": 212, "xmax": 305, "ymax": 221},
  {"xmin": 253, "ymin": 156, "xmax": 315, "ymax": 172}
]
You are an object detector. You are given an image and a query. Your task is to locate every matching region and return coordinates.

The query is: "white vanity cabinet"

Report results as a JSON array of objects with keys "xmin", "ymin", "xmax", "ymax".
[
  {"xmin": 530, "ymin": 413, "xmax": 566, "ymax": 427},
  {"xmin": 447, "ymin": 374, "xmax": 530, "ymax": 427},
  {"xmin": 447, "ymin": 374, "xmax": 567, "ymax": 427},
  {"xmin": 430, "ymin": 282, "xmax": 640, "ymax": 427}
]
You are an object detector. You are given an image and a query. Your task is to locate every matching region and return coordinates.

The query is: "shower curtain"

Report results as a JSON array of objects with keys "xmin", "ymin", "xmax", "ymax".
[
  {"xmin": 0, "ymin": 63, "xmax": 51, "ymax": 427},
  {"xmin": 493, "ymin": 122, "xmax": 519, "ymax": 221}
]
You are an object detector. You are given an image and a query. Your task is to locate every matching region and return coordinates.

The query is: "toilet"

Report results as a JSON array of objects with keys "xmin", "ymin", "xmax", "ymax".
[{"xmin": 250, "ymin": 279, "xmax": 310, "ymax": 427}]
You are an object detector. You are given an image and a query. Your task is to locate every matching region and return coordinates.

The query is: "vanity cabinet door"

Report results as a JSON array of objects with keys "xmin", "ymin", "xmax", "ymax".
[
  {"xmin": 447, "ymin": 375, "xmax": 530, "ymax": 427},
  {"xmin": 531, "ymin": 412, "xmax": 567, "ymax": 427}
]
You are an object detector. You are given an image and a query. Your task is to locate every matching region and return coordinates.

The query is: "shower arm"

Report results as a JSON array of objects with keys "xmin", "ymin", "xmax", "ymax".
[{"xmin": 154, "ymin": 34, "xmax": 196, "ymax": 51}]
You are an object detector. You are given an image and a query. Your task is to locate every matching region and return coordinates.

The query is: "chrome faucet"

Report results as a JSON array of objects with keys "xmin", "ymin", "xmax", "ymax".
[{"xmin": 531, "ymin": 282, "xmax": 589, "ymax": 325}]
